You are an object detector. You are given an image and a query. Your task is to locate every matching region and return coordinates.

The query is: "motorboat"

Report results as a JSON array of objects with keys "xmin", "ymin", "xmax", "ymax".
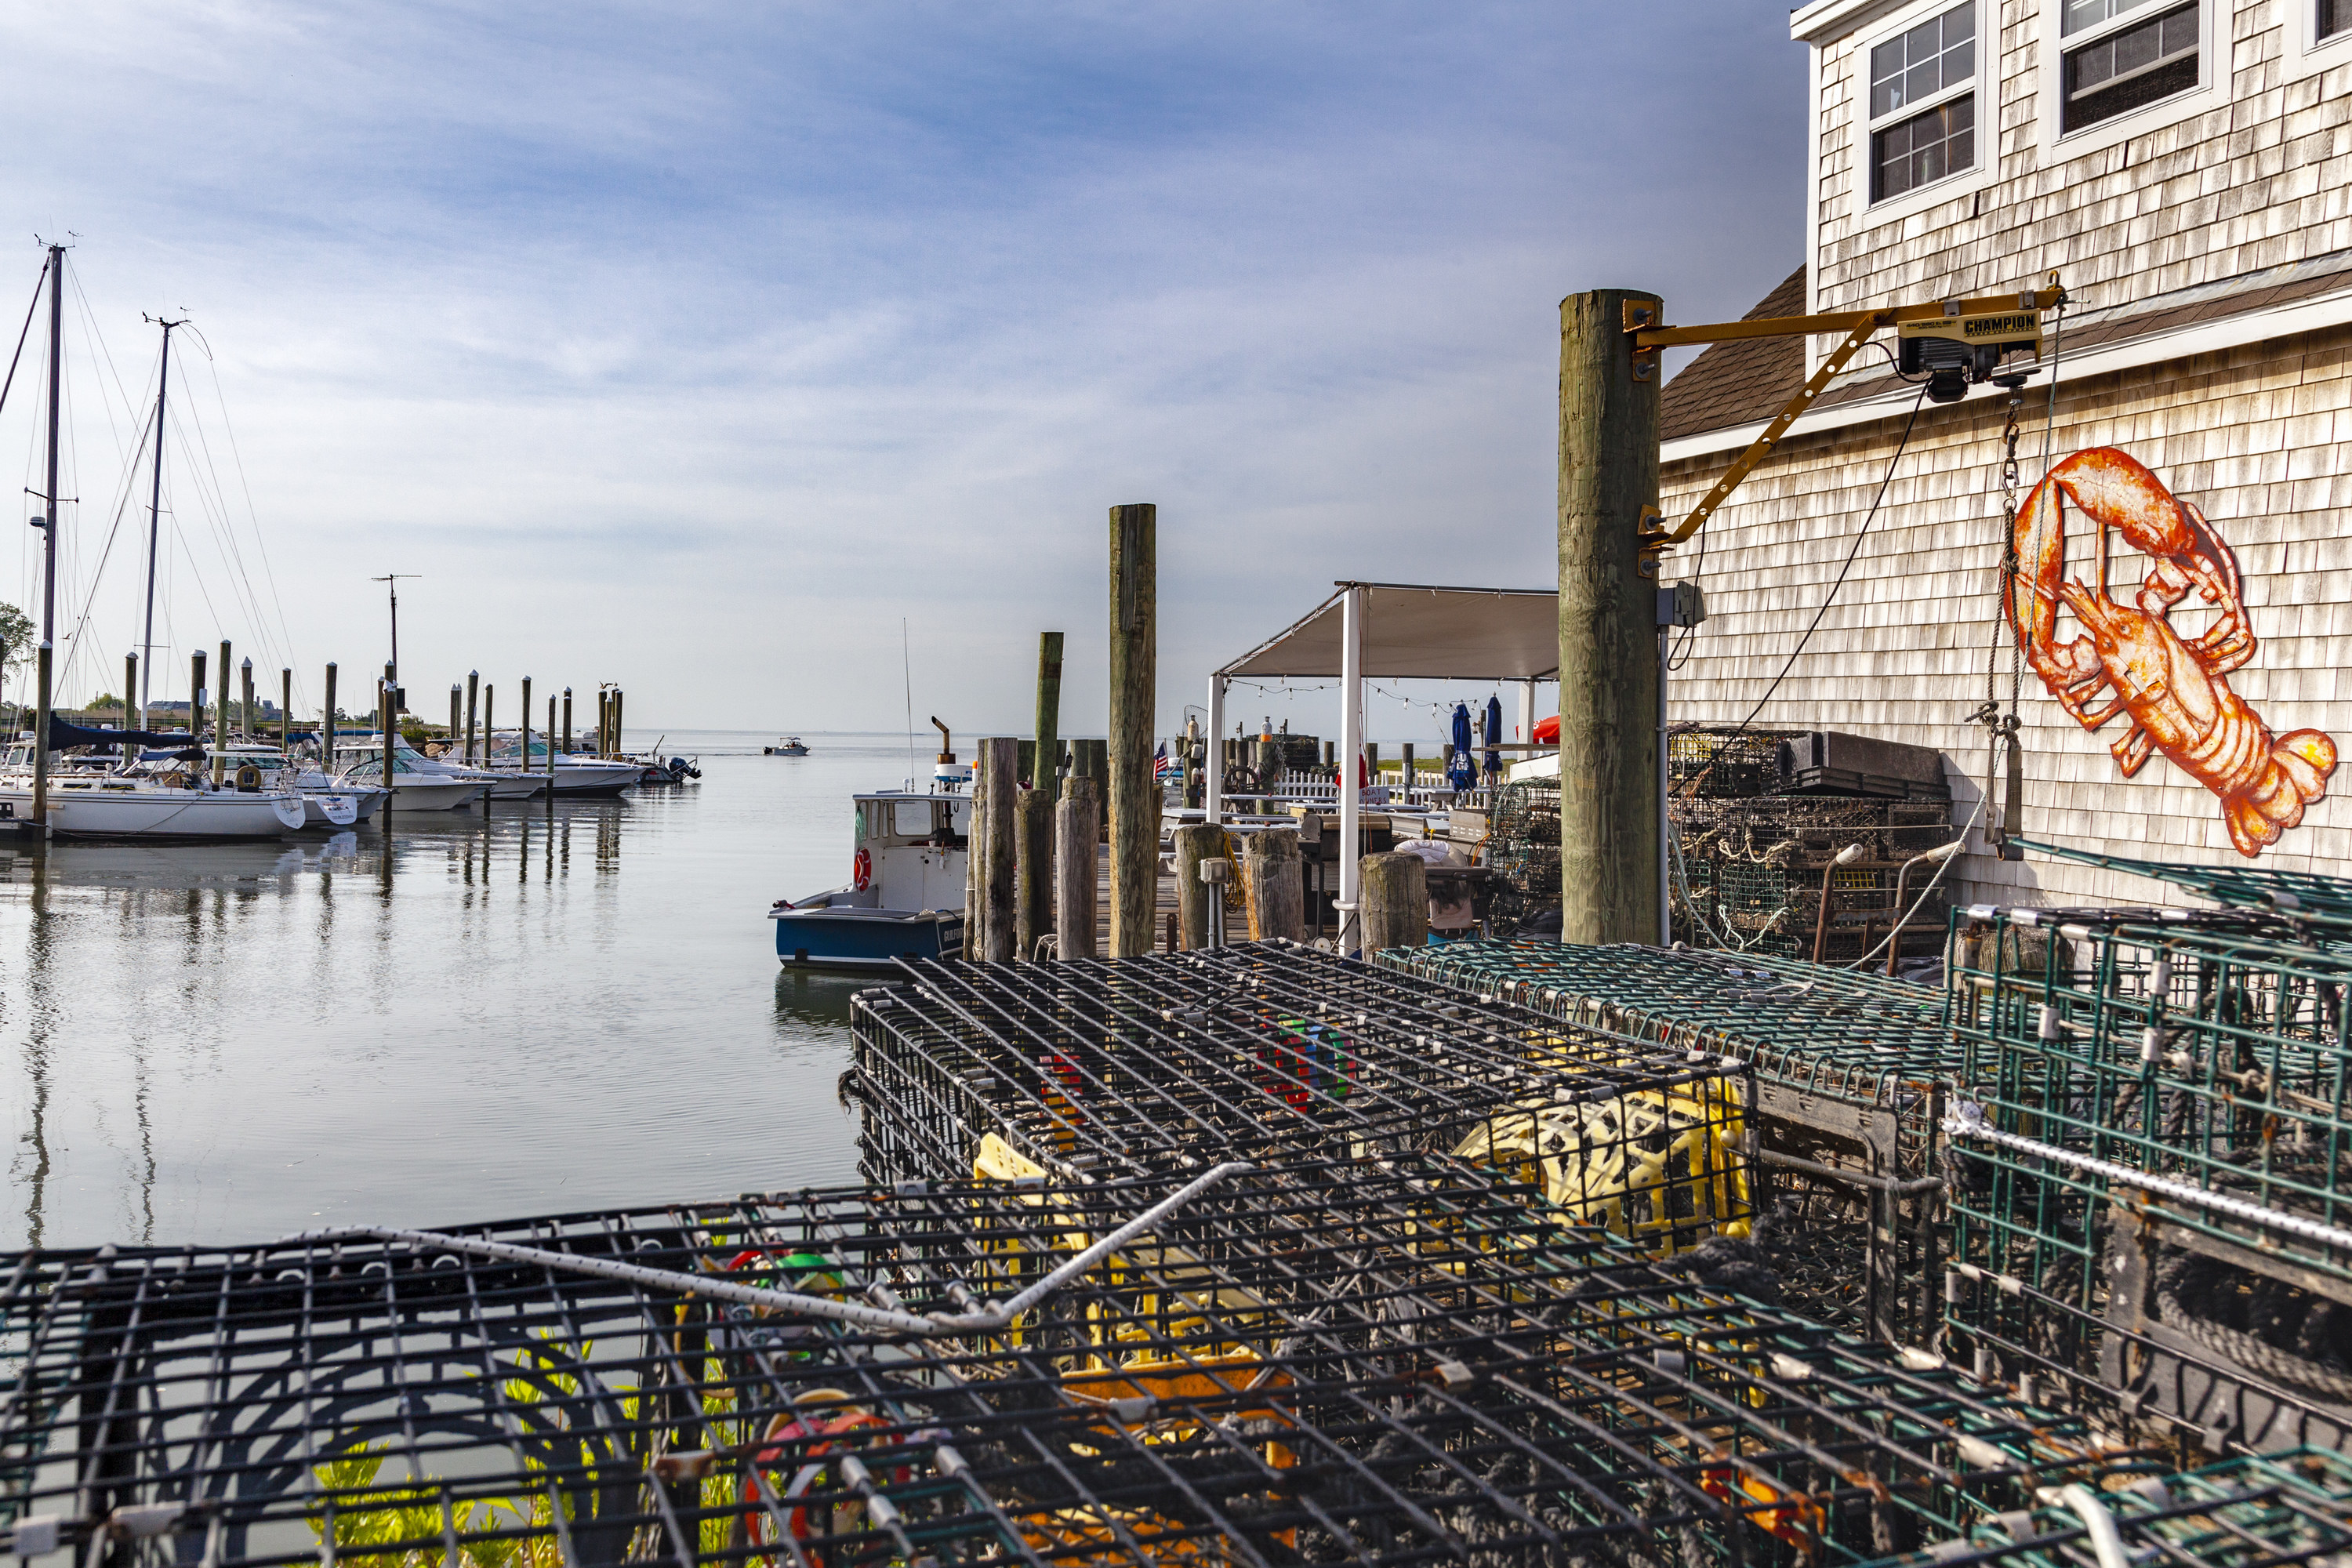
[
  {"xmin": 0, "ymin": 741, "xmax": 305, "ymax": 840},
  {"xmin": 332, "ymin": 737, "xmax": 495, "ymax": 810},
  {"xmin": 195, "ymin": 746, "xmax": 366, "ymax": 826},
  {"xmin": 486, "ymin": 738, "xmax": 639, "ymax": 797},
  {"xmin": 765, "ymin": 735, "xmax": 809, "ymax": 756},
  {"xmin": 769, "ymin": 786, "xmax": 967, "ymax": 969}
]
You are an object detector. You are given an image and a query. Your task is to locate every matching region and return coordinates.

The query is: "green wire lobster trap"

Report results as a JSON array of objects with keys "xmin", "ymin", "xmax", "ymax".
[
  {"xmin": 1377, "ymin": 939, "xmax": 1958, "ymax": 1345},
  {"xmin": 0, "ymin": 1155, "xmax": 2113, "ymax": 1568},
  {"xmin": 849, "ymin": 943, "xmax": 1756, "ymax": 1260},
  {"xmin": 1855, "ymin": 1447, "xmax": 2352, "ymax": 1568},
  {"xmin": 1942, "ymin": 900, "xmax": 2352, "ymax": 1457}
]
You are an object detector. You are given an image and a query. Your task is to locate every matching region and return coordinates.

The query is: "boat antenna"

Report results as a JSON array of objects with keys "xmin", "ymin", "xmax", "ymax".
[
  {"xmin": 139, "ymin": 314, "xmax": 187, "ymax": 728},
  {"xmin": 371, "ymin": 573, "xmax": 420, "ymax": 681},
  {"xmin": 902, "ymin": 616, "xmax": 915, "ymax": 790}
]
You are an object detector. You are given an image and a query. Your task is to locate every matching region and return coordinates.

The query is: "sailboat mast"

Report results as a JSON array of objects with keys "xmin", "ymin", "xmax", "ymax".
[
  {"xmin": 31, "ymin": 242, "xmax": 64, "ymax": 829},
  {"xmin": 139, "ymin": 316, "xmax": 182, "ymax": 727}
]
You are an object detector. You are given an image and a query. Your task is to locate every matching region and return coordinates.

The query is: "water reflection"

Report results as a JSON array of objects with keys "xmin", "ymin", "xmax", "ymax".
[{"xmin": 0, "ymin": 740, "xmax": 891, "ymax": 1249}]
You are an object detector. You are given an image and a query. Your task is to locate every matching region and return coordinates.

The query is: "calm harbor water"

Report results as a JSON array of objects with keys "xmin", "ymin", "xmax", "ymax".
[{"xmin": 0, "ymin": 731, "xmax": 933, "ymax": 1251}]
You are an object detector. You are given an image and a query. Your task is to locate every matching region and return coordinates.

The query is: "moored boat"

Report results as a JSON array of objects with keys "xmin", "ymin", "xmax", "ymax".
[
  {"xmin": 770, "ymin": 786, "xmax": 967, "ymax": 969},
  {"xmin": 764, "ymin": 735, "xmax": 809, "ymax": 756}
]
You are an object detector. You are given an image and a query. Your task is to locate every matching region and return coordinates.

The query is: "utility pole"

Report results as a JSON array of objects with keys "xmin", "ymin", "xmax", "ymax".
[
  {"xmin": 371, "ymin": 574, "xmax": 420, "ymax": 682},
  {"xmin": 1557, "ymin": 289, "xmax": 1662, "ymax": 945},
  {"xmin": 139, "ymin": 314, "xmax": 186, "ymax": 721}
]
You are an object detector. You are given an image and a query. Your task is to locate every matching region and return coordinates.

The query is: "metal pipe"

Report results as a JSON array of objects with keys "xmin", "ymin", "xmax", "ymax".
[
  {"xmin": 1886, "ymin": 838, "xmax": 1966, "ymax": 978},
  {"xmin": 280, "ymin": 1160, "xmax": 1252, "ymax": 1338},
  {"xmin": 1811, "ymin": 841, "xmax": 1864, "ymax": 965}
]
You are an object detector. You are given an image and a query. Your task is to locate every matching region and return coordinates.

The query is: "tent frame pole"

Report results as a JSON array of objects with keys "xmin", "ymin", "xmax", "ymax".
[
  {"xmin": 1337, "ymin": 584, "xmax": 1363, "ymax": 953},
  {"xmin": 1206, "ymin": 674, "xmax": 1225, "ymax": 826}
]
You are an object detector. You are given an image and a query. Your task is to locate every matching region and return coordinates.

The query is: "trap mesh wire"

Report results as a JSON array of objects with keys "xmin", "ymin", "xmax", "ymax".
[
  {"xmin": 1941, "ymin": 904, "xmax": 2352, "ymax": 1449},
  {"xmin": 1377, "ymin": 941, "xmax": 1962, "ymax": 1343},
  {"xmin": 0, "ymin": 1156, "xmax": 2116, "ymax": 1568},
  {"xmin": 1673, "ymin": 799, "xmax": 1957, "ymax": 961},
  {"xmin": 1857, "ymin": 1448, "xmax": 2352, "ymax": 1568},
  {"xmin": 2013, "ymin": 837, "xmax": 2352, "ymax": 935},
  {"xmin": 849, "ymin": 944, "xmax": 1754, "ymax": 1258}
]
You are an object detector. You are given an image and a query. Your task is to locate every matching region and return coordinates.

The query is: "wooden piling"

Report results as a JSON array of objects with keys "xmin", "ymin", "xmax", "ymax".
[
  {"xmin": 1402, "ymin": 742, "xmax": 1415, "ymax": 791},
  {"xmin": 562, "ymin": 688, "xmax": 573, "ymax": 755},
  {"xmin": 1107, "ymin": 503, "xmax": 1156, "ymax": 957},
  {"xmin": 547, "ymin": 696, "xmax": 557, "ymax": 782},
  {"xmin": 213, "ymin": 641, "xmax": 232, "ymax": 785},
  {"xmin": 465, "ymin": 671, "xmax": 480, "ymax": 765},
  {"xmin": 1072, "ymin": 738, "xmax": 1105, "ymax": 786},
  {"xmin": 1015, "ymin": 783, "xmax": 1054, "ymax": 960},
  {"xmin": 324, "ymin": 662, "xmax": 338, "ymax": 775},
  {"xmin": 521, "ymin": 676, "xmax": 533, "ymax": 776},
  {"xmin": 1243, "ymin": 827, "xmax": 1305, "ymax": 941},
  {"xmin": 483, "ymin": 685, "xmax": 495, "ymax": 779},
  {"xmin": 1359, "ymin": 850, "xmax": 1429, "ymax": 953},
  {"xmin": 1557, "ymin": 289, "xmax": 1662, "ymax": 946},
  {"xmin": 1034, "ymin": 631, "xmax": 1064, "ymax": 788},
  {"xmin": 611, "ymin": 688, "xmax": 624, "ymax": 757},
  {"xmin": 123, "ymin": 653, "xmax": 139, "ymax": 764},
  {"xmin": 240, "ymin": 659, "xmax": 255, "ymax": 741},
  {"xmin": 282, "ymin": 670, "xmax": 293, "ymax": 755},
  {"xmin": 448, "ymin": 686, "xmax": 461, "ymax": 754},
  {"xmin": 1171, "ymin": 822, "xmax": 1220, "ymax": 950},
  {"xmin": 1054, "ymin": 775, "xmax": 1100, "ymax": 960},
  {"xmin": 974, "ymin": 737, "xmax": 1019, "ymax": 962},
  {"xmin": 379, "ymin": 678, "xmax": 394, "ymax": 809},
  {"xmin": 1016, "ymin": 740, "xmax": 1035, "ymax": 789}
]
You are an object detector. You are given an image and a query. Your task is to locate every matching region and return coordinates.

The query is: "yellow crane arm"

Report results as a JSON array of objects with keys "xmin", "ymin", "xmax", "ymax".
[{"xmin": 1628, "ymin": 283, "xmax": 2065, "ymax": 557}]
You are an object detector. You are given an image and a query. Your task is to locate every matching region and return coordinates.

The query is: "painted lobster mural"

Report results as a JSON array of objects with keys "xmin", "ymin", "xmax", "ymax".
[{"xmin": 2005, "ymin": 447, "xmax": 2337, "ymax": 858}]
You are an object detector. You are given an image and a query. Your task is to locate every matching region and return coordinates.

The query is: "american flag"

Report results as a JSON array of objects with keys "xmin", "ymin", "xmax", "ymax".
[{"xmin": 1153, "ymin": 742, "xmax": 1172, "ymax": 782}]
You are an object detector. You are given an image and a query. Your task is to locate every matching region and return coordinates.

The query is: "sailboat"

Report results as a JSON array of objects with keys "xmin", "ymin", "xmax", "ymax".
[{"xmin": 0, "ymin": 252, "xmax": 307, "ymax": 840}]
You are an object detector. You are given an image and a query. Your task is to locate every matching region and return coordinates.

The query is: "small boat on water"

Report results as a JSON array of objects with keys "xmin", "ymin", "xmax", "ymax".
[
  {"xmin": 770, "ymin": 779, "xmax": 968, "ymax": 968},
  {"xmin": 0, "ymin": 735, "xmax": 307, "ymax": 840},
  {"xmin": 332, "ymin": 737, "xmax": 495, "ymax": 810},
  {"xmin": 764, "ymin": 736, "xmax": 809, "ymax": 756}
]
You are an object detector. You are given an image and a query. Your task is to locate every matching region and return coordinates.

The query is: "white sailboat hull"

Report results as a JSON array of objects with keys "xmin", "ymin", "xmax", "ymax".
[{"xmin": 0, "ymin": 782, "xmax": 305, "ymax": 838}]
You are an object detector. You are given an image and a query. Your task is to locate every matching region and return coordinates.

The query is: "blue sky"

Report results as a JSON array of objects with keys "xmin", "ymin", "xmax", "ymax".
[{"xmin": 0, "ymin": 2, "xmax": 1806, "ymax": 739}]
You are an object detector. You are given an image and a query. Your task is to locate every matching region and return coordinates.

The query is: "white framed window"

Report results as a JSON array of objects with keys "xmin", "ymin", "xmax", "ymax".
[
  {"xmin": 2281, "ymin": 0, "xmax": 2352, "ymax": 85},
  {"xmin": 1864, "ymin": 0, "xmax": 1981, "ymax": 205},
  {"xmin": 2037, "ymin": 0, "xmax": 2218, "ymax": 157}
]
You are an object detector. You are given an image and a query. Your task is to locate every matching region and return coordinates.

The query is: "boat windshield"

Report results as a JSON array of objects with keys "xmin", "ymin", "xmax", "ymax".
[{"xmin": 882, "ymin": 797, "xmax": 970, "ymax": 841}]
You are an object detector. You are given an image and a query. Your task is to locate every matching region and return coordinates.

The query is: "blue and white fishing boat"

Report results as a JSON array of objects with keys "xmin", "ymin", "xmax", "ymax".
[{"xmin": 769, "ymin": 735, "xmax": 971, "ymax": 969}]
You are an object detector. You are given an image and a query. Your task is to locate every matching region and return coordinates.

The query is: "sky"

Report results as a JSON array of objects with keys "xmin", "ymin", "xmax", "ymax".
[{"xmin": 0, "ymin": 2, "xmax": 1807, "ymax": 742}]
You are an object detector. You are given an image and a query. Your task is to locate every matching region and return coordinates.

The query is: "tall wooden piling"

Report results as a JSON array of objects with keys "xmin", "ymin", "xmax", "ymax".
[
  {"xmin": 323, "ymin": 662, "xmax": 338, "ymax": 775},
  {"xmin": 975, "ymin": 736, "xmax": 1019, "ymax": 961},
  {"xmin": 1054, "ymin": 775, "xmax": 1100, "ymax": 960},
  {"xmin": 521, "ymin": 677, "xmax": 533, "ymax": 775},
  {"xmin": 562, "ymin": 688, "xmax": 573, "ymax": 754},
  {"xmin": 1171, "ymin": 822, "xmax": 1220, "ymax": 950},
  {"xmin": 448, "ymin": 686, "xmax": 461, "ymax": 752},
  {"xmin": 1243, "ymin": 827, "xmax": 1305, "ymax": 941},
  {"xmin": 1015, "ymin": 784, "xmax": 1054, "ymax": 960},
  {"xmin": 1359, "ymin": 850, "xmax": 1429, "ymax": 953},
  {"xmin": 124, "ymin": 653, "xmax": 139, "ymax": 764},
  {"xmin": 546, "ymin": 696, "xmax": 557, "ymax": 782},
  {"xmin": 611, "ymin": 688, "xmax": 624, "ymax": 756},
  {"xmin": 282, "ymin": 670, "xmax": 293, "ymax": 754},
  {"xmin": 483, "ymin": 686, "xmax": 495, "ymax": 775},
  {"xmin": 1072, "ymin": 738, "xmax": 1105, "ymax": 786},
  {"xmin": 240, "ymin": 659, "xmax": 255, "ymax": 740},
  {"xmin": 465, "ymin": 671, "xmax": 480, "ymax": 765},
  {"xmin": 191, "ymin": 650, "xmax": 207, "ymax": 741},
  {"xmin": 1557, "ymin": 289, "xmax": 1662, "ymax": 946},
  {"xmin": 1107, "ymin": 503, "xmax": 1156, "ymax": 957},
  {"xmin": 1033, "ymin": 631, "xmax": 1064, "ymax": 788},
  {"xmin": 380, "ymin": 673, "xmax": 394, "ymax": 800},
  {"xmin": 216, "ymin": 641, "xmax": 232, "ymax": 784}
]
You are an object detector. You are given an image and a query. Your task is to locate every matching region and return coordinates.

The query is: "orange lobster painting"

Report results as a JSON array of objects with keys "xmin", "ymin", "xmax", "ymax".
[{"xmin": 2005, "ymin": 447, "xmax": 2338, "ymax": 858}]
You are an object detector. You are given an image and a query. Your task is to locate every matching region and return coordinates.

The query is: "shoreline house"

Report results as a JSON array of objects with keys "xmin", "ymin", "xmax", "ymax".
[{"xmin": 1658, "ymin": 0, "xmax": 2352, "ymax": 906}]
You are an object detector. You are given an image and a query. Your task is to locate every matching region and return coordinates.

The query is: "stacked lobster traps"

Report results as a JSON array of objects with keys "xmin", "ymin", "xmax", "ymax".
[
  {"xmin": 1671, "ymin": 797, "xmax": 1961, "ymax": 966},
  {"xmin": 0, "ymin": 1155, "xmax": 2129, "ymax": 1568},
  {"xmin": 1378, "ymin": 938, "xmax": 1959, "ymax": 1347},
  {"xmin": 1941, "ymin": 841, "xmax": 2352, "ymax": 1461},
  {"xmin": 849, "ymin": 943, "xmax": 1756, "ymax": 1261},
  {"xmin": 1482, "ymin": 782, "xmax": 1562, "ymax": 935}
]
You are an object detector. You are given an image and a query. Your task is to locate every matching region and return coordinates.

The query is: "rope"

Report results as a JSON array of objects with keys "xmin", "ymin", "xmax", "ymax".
[{"xmin": 2155, "ymin": 1251, "xmax": 2352, "ymax": 1404}]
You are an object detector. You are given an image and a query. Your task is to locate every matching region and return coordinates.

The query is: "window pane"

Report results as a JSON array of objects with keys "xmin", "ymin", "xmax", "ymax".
[
  {"xmin": 2063, "ymin": 0, "xmax": 2161, "ymax": 34},
  {"xmin": 1868, "ymin": 1, "xmax": 1976, "ymax": 123},
  {"xmin": 2325, "ymin": 0, "xmax": 2351, "ymax": 41},
  {"xmin": 1871, "ymin": 92, "xmax": 1976, "ymax": 201},
  {"xmin": 2063, "ymin": 0, "xmax": 2198, "ymax": 132},
  {"xmin": 893, "ymin": 800, "xmax": 933, "ymax": 837}
]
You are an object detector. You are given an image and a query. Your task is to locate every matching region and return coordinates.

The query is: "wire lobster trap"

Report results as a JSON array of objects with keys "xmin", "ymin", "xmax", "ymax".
[
  {"xmin": 0, "ymin": 1154, "xmax": 2116, "ymax": 1568},
  {"xmin": 1670, "ymin": 728, "xmax": 1803, "ymax": 799},
  {"xmin": 849, "ymin": 943, "xmax": 1755, "ymax": 1259},
  {"xmin": 1941, "ymin": 902, "xmax": 2352, "ymax": 1457},
  {"xmin": 1855, "ymin": 1448, "xmax": 2352, "ymax": 1568},
  {"xmin": 1379, "ymin": 939, "xmax": 1961, "ymax": 1347},
  {"xmin": 1672, "ymin": 798, "xmax": 1958, "ymax": 966}
]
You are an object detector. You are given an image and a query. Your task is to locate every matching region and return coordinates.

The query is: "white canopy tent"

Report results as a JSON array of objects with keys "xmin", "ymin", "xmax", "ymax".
[{"xmin": 1210, "ymin": 581, "xmax": 1558, "ymax": 951}]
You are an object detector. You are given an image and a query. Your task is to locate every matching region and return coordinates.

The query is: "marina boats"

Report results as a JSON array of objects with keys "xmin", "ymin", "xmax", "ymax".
[
  {"xmin": 770, "ymin": 786, "xmax": 967, "ymax": 968},
  {"xmin": 0, "ymin": 738, "xmax": 307, "ymax": 840},
  {"xmin": 193, "ymin": 746, "xmax": 370, "ymax": 827},
  {"xmin": 484, "ymin": 737, "xmax": 641, "ymax": 797},
  {"xmin": 765, "ymin": 735, "xmax": 809, "ymax": 756},
  {"xmin": 332, "ymin": 737, "xmax": 495, "ymax": 810}
]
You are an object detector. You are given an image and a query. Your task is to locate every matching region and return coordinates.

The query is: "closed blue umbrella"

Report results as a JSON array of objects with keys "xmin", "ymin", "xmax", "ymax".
[
  {"xmin": 1448, "ymin": 702, "xmax": 1475, "ymax": 789},
  {"xmin": 1483, "ymin": 695, "xmax": 1503, "ymax": 781}
]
